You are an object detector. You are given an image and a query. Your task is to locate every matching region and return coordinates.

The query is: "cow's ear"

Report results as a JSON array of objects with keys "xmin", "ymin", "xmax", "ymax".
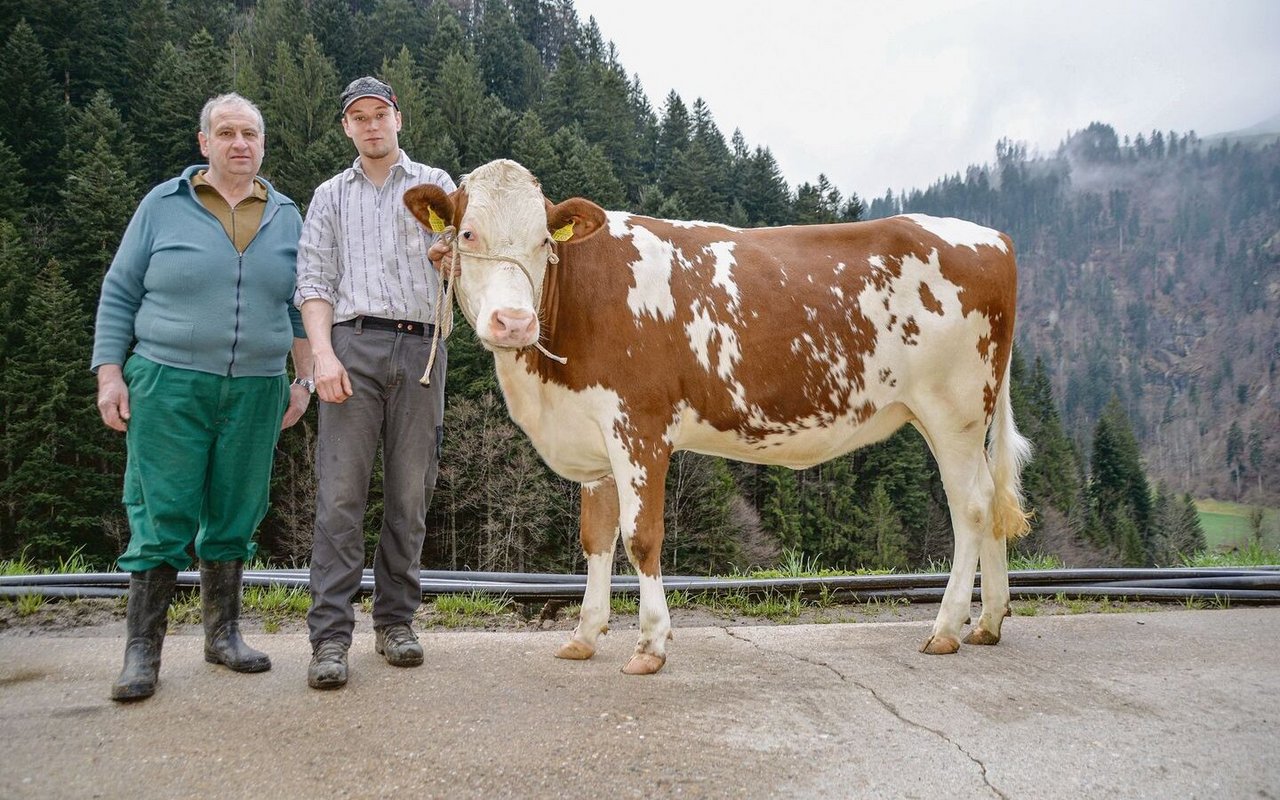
[
  {"xmin": 547, "ymin": 198, "xmax": 607, "ymax": 245},
  {"xmin": 404, "ymin": 184, "xmax": 455, "ymax": 233}
]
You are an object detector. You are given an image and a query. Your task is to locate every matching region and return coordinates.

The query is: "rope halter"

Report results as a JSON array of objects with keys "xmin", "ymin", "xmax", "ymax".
[{"xmin": 419, "ymin": 225, "xmax": 566, "ymax": 386}]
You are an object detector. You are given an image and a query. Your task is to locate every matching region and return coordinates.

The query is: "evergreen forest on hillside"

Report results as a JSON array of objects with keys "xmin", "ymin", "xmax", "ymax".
[{"xmin": 0, "ymin": 0, "xmax": 1275, "ymax": 574}]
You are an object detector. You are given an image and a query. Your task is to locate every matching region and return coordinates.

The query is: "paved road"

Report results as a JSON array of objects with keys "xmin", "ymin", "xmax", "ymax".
[{"xmin": 1, "ymin": 608, "xmax": 1277, "ymax": 799}]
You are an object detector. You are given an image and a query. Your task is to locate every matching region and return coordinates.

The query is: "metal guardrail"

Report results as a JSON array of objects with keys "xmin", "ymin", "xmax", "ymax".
[{"xmin": 2, "ymin": 567, "xmax": 1279, "ymax": 605}]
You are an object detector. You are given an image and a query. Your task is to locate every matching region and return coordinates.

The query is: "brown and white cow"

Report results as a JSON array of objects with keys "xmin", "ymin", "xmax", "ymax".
[{"xmin": 405, "ymin": 159, "xmax": 1031, "ymax": 674}]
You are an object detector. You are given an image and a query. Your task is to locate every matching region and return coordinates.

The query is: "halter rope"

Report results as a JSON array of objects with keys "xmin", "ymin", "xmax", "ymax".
[{"xmin": 419, "ymin": 226, "xmax": 566, "ymax": 386}]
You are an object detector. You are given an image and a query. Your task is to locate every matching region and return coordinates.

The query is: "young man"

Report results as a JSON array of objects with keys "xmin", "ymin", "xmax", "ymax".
[
  {"xmin": 93, "ymin": 93, "xmax": 312, "ymax": 701},
  {"xmin": 295, "ymin": 77, "xmax": 455, "ymax": 689}
]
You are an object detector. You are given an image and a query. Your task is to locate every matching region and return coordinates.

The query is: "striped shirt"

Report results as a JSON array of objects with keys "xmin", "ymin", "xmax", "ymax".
[{"xmin": 295, "ymin": 151, "xmax": 456, "ymax": 323}]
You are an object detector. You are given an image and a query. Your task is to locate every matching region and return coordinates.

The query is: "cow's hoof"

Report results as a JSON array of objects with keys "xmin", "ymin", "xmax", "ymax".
[
  {"xmin": 621, "ymin": 653, "xmax": 665, "ymax": 675},
  {"xmin": 963, "ymin": 628, "xmax": 1000, "ymax": 646},
  {"xmin": 555, "ymin": 639, "xmax": 596, "ymax": 660},
  {"xmin": 920, "ymin": 634, "xmax": 961, "ymax": 655}
]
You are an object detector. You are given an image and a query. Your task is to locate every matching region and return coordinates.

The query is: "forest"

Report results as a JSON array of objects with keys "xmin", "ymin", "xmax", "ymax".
[{"xmin": 0, "ymin": 0, "xmax": 1275, "ymax": 575}]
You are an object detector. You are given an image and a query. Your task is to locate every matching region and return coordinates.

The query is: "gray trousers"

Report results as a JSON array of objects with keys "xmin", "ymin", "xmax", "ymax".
[{"xmin": 307, "ymin": 323, "xmax": 446, "ymax": 647}]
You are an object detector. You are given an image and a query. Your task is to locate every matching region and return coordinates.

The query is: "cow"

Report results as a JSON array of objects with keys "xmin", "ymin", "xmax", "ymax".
[{"xmin": 404, "ymin": 159, "xmax": 1031, "ymax": 675}]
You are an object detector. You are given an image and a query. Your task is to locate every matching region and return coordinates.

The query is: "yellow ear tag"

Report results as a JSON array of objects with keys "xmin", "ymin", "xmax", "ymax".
[
  {"xmin": 551, "ymin": 221, "xmax": 575, "ymax": 242},
  {"xmin": 427, "ymin": 208, "xmax": 447, "ymax": 233}
]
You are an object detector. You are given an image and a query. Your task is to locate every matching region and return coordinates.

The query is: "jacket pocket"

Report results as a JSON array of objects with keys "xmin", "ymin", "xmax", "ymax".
[{"xmin": 148, "ymin": 319, "xmax": 194, "ymax": 365}]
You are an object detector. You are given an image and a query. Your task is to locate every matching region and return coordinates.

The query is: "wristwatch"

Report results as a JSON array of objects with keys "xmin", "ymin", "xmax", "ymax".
[{"xmin": 292, "ymin": 377, "xmax": 316, "ymax": 394}]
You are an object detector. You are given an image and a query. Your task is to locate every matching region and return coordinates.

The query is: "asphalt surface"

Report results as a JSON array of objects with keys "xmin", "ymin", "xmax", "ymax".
[{"xmin": 1, "ymin": 608, "xmax": 1277, "ymax": 799}]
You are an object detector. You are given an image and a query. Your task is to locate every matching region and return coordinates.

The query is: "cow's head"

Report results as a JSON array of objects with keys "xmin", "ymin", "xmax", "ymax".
[{"xmin": 404, "ymin": 159, "xmax": 606, "ymax": 352}]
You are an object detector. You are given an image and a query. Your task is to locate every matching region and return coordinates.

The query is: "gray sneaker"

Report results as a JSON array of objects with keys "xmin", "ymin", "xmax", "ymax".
[
  {"xmin": 375, "ymin": 623, "xmax": 424, "ymax": 667},
  {"xmin": 308, "ymin": 639, "xmax": 349, "ymax": 689}
]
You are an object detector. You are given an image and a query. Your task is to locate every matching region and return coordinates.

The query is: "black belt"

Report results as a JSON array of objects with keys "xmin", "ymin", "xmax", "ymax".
[{"xmin": 336, "ymin": 316, "xmax": 434, "ymax": 336}]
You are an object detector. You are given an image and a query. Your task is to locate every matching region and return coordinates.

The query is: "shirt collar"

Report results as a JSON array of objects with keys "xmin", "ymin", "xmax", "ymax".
[
  {"xmin": 192, "ymin": 169, "xmax": 268, "ymax": 201},
  {"xmin": 345, "ymin": 150, "xmax": 414, "ymax": 182}
]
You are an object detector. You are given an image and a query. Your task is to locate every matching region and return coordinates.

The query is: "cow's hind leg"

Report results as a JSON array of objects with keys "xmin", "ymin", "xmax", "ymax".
[
  {"xmin": 917, "ymin": 424, "xmax": 994, "ymax": 655},
  {"xmin": 964, "ymin": 526, "xmax": 1009, "ymax": 646},
  {"xmin": 556, "ymin": 478, "xmax": 620, "ymax": 661}
]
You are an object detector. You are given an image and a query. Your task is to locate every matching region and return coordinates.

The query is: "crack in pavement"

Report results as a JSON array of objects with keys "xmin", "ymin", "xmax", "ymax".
[{"xmin": 723, "ymin": 627, "xmax": 1009, "ymax": 800}]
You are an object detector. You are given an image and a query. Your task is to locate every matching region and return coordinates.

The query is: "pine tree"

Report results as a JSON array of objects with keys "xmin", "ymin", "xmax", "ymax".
[
  {"xmin": 62, "ymin": 90, "xmax": 144, "ymax": 181},
  {"xmin": 760, "ymin": 465, "xmax": 802, "ymax": 552},
  {"xmin": 261, "ymin": 35, "xmax": 347, "ymax": 203},
  {"xmin": 1114, "ymin": 505, "xmax": 1146, "ymax": 567},
  {"xmin": 797, "ymin": 456, "xmax": 863, "ymax": 567},
  {"xmin": 170, "ymin": 0, "xmax": 234, "ymax": 47},
  {"xmin": 0, "ymin": 20, "xmax": 67, "ymax": 206},
  {"xmin": 0, "ymin": 138, "xmax": 27, "ymax": 224},
  {"xmin": 22, "ymin": 0, "xmax": 129, "ymax": 106},
  {"xmin": 0, "ymin": 223, "xmax": 32, "ymax": 544},
  {"xmin": 866, "ymin": 482, "xmax": 909, "ymax": 571},
  {"xmin": 664, "ymin": 453, "xmax": 741, "ymax": 573},
  {"xmin": 246, "ymin": 0, "xmax": 309, "ymax": 80},
  {"xmin": 655, "ymin": 91, "xmax": 691, "ymax": 198},
  {"xmin": 432, "ymin": 49, "xmax": 490, "ymax": 170},
  {"xmin": 122, "ymin": 0, "xmax": 176, "ymax": 118},
  {"xmin": 307, "ymin": 0, "xmax": 361, "ymax": 81},
  {"xmin": 380, "ymin": 47, "xmax": 431, "ymax": 163},
  {"xmin": 55, "ymin": 135, "xmax": 141, "ymax": 313},
  {"xmin": 739, "ymin": 146, "xmax": 792, "ymax": 227},
  {"xmin": 1015, "ymin": 355, "xmax": 1081, "ymax": 515},
  {"xmin": 0, "ymin": 221, "xmax": 31, "ymax": 364},
  {"xmin": 542, "ymin": 126, "xmax": 624, "ymax": 207},
  {"xmin": 0, "ymin": 260, "xmax": 121, "ymax": 565},
  {"xmin": 475, "ymin": 0, "xmax": 540, "ymax": 112},
  {"xmin": 356, "ymin": 0, "xmax": 437, "ymax": 80},
  {"xmin": 852, "ymin": 428, "xmax": 934, "ymax": 543},
  {"xmin": 510, "ymin": 111, "xmax": 559, "ymax": 182},
  {"xmin": 135, "ymin": 31, "xmax": 228, "ymax": 184},
  {"xmin": 1090, "ymin": 397, "xmax": 1153, "ymax": 553},
  {"xmin": 537, "ymin": 44, "xmax": 585, "ymax": 133},
  {"xmin": 1149, "ymin": 483, "xmax": 1207, "ymax": 564},
  {"xmin": 578, "ymin": 54, "xmax": 644, "ymax": 200}
]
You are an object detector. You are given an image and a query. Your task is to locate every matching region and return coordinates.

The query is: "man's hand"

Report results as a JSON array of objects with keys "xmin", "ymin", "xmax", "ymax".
[
  {"xmin": 96, "ymin": 365, "xmax": 130, "ymax": 432},
  {"xmin": 313, "ymin": 350, "xmax": 353, "ymax": 404},
  {"xmin": 282, "ymin": 384, "xmax": 311, "ymax": 429},
  {"xmin": 428, "ymin": 239, "xmax": 459, "ymax": 279}
]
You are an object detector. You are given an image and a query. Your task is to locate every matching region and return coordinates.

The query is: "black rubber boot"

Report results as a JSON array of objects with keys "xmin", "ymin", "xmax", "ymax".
[
  {"xmin": 111, "ymin": 565, "xmax": 177, "ymax": 702},
  {"xmin": 200, "ymin": 559, "xmax": 271, "ymax": 673}
]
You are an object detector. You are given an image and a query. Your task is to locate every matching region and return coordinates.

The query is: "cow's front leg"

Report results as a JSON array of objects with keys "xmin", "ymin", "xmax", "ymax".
[
  {"xmin": 616, "ymin": 451, "xmax": 672, "ymax": 675},
  {"xmin": 556, "ymin": 478, "xmax": 620, "ymax": 661}
]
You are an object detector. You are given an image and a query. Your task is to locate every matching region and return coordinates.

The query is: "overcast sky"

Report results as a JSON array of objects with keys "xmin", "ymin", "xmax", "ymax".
[{"xmin": 570, "ymin": 0, "xmax": 1280, "ymax": 202}]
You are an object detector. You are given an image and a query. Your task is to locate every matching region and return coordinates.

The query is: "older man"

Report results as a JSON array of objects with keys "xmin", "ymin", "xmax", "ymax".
[
  {"xmin": 92, "ymin": 93, "xmax": 313, "ymax": 701},
  {"xmin": 296, "ymin": 77, "xmax": 455, "ymax": 690}
]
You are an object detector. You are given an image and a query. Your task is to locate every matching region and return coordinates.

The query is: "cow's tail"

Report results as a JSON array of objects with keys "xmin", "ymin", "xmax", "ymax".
[{"xmin": 988, "ymin": 357, "xmax": 1033, "ymax": 540}]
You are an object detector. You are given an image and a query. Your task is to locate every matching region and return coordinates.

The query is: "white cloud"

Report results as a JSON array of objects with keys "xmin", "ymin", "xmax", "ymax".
[{"xmin": 572, "ymin": 0, "xmax": 1280, "ymax": 202}]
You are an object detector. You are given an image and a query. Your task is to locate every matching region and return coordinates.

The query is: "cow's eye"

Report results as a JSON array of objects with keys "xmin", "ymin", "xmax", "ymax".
[{"xmin": 461, "ymin": 230, "xmax": 475, "ymax": 241}]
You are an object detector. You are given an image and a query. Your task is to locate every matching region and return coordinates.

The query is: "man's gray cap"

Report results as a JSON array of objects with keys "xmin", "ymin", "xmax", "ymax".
[{"xmin": 340, "ymin": 77, "xmax": 398, "ymax": 117}]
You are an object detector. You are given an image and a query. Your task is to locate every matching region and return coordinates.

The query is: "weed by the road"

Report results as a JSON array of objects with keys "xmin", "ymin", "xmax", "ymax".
[
  {"xmin": 16, "ymin": 592, "xmax": 46, "ymax": 616},
  {"xmin": 244, "ymin": 584, "xmax": 311, "ymax": 632},
  {"xmin": 430, "ymin": 591, "xmax": 513, "ymax": 628},
  {"xmin": 168, "ymin": 591, "xmax": 200, "ymax": 625},
  {"xmin": 609, "ymin": 595, "xmax": 638, "ymax": 615}
]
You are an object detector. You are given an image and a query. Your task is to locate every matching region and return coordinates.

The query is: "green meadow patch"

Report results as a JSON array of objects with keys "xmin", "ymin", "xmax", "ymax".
[{"xmin": 1196, "ymin": 499, "xmax": 1279, "ymax": 551}]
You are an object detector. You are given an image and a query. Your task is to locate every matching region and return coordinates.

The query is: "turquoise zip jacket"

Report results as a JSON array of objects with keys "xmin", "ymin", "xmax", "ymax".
[{"xmin": 91, "ymin": 165, "xmax": 306, "ymax": 377}]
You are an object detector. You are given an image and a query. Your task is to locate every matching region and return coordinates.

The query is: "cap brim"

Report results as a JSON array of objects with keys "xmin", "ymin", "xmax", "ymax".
[{"xmin": 341, "ymin": 94, "xmax": 397, "ymax": 115}]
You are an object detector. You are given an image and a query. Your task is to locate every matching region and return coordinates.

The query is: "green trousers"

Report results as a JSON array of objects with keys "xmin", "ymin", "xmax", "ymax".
[{"xmin": 118, "ymin": 355, "xmax": 288, "ymax": 573}]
